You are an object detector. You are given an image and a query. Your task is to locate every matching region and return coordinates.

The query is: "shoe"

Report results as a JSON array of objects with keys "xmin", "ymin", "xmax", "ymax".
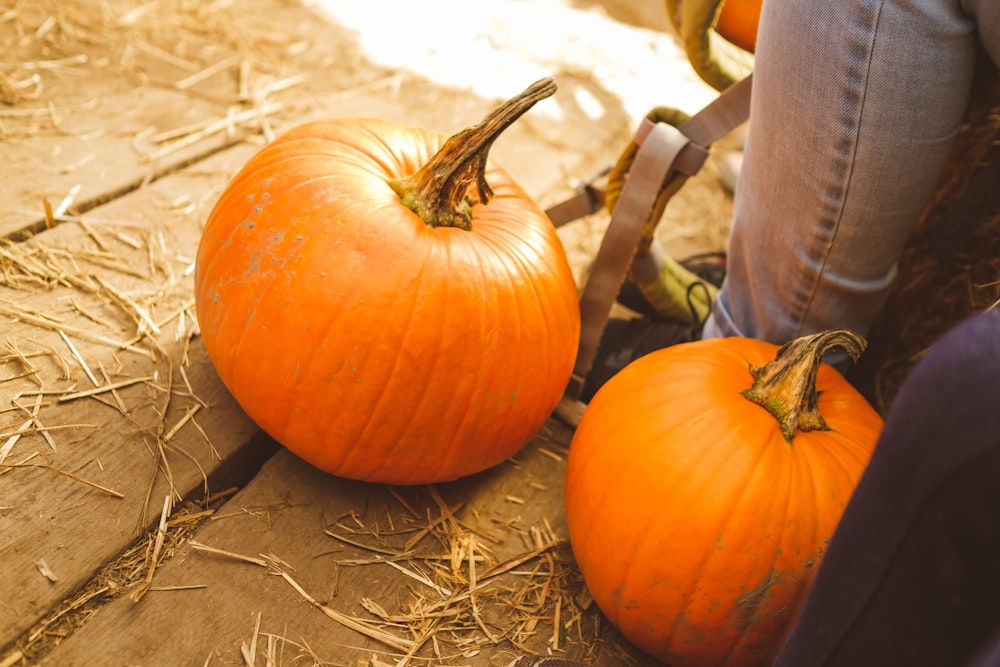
[
  {"xmin": 616, "ymin": 251, "xmax": 726, "ymax": 319},
  {"xmin": 581, "ymin": 280, "xmax": 714, "ymax": 403}
]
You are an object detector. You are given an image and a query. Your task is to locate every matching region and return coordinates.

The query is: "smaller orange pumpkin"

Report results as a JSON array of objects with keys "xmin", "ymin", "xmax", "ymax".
[
  {"xmin": 564, "ymin": 330, "xmax": 883, "ymax": 667},
  {"xmin": 716, "ymin": 0, "xmax": 762, "ymax": 52}
]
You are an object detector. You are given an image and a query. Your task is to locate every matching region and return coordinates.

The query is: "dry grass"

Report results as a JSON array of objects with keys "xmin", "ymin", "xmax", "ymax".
[
  {"xmin": 1, "ymin": 492, "xmax": 234, "ymax": 665},
  {"xmin": 0, "ymin": 0, "xmax": 341, "ymax": 168},
  {"xmin": 0, "ymin": 0, "xmax": 298, "ymax": 517},
  {"xmin": 191, "ymin": 479, "xmax": 623, "ymax": 667},
  {"xmin": 2, "ymin": 461, "xmax": 626, "ymax": 666}
]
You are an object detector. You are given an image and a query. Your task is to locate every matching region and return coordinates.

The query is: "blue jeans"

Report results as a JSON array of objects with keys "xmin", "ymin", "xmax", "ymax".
[{"xmin": 702, "ymin": 0, "xmax": 999, "ymax": 343}]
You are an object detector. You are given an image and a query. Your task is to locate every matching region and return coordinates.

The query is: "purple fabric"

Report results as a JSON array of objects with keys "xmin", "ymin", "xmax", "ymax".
[{"xmin": 775, "ymin": 307, "xmax": 1000, "ymax": 666}]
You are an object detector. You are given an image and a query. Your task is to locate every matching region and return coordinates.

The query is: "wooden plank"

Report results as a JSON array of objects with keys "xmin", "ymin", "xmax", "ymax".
[
  {"xmin": 1, "ymin": 0, "xmax": 626, "ymax": 241},
  {"xmin": 0, "ymin": 144, "xmax": 273, "ymax": 647},
  {"xmin": 0, "ymin": 0, "xmax": 392, "ymax": 239},
  {"xmin": 40, "ymin": 422, "xmax": 648, "ymax": 666}
]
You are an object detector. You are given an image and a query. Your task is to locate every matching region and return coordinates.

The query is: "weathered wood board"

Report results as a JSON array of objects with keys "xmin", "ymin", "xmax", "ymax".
[
  {"xmin": 39, "ymin": 426, "xmax": 649, "ymax": 666},
  {"xmin": 0, "ymin": 141, "xmax": 269, "ymax": 644}
]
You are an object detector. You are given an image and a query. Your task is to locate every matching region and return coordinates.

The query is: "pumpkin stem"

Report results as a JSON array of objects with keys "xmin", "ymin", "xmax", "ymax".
[
  {"xmin": 741, "ymin": 329, "xmax": 867, "ymax": 444},
  {"xmin": 389, "ymin": 78, "xmax": 557, "ymax": 230}
]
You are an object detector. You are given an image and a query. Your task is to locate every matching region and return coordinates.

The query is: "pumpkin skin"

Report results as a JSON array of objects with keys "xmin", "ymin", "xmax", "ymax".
[
  {"xmin": 715, "ymin": 0, "xmax": 762, "ymax": 52},
  {"xmin": 194, "ymin": 113, "xmax": 580, "ymax": 485},
  {"xmin": 564, "ymin": 335, "xmax": 882, "ymax": 667}
]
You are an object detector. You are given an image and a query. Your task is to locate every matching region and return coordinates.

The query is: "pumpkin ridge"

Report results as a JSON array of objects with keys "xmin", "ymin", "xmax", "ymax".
[
  {"xmin": 299, "ymin": 118, "xmax": 438, "ymax": 177},
  {"xmin": 321, "ymin": 234, "xmax": 441, "ymax": 479},
  {"xmin": 276, "ymin": 118, "xmax": 439, "ymax": 180},
  {"xmin": 375, "ymin": 240, "xmax": 476, "ymax": 481},
  {"xmin": 819, "ymin": 430, "xmax": 876, "ymax": 484},
  {"xmin": 738, "ymin": 423, "xmax": 800, "ymax": 656},
  {"xmin": 757, "ymin": 435, "xmax": 824, "ymax": 654},
  {"xmin": 429, "ymin": 242, "xmax": 508, "ymax": 480},
  {"xmin": 430, "ymin": 236, "xmax": 528, "ymax": 480},
  {"xmin": 577, "ymin": 395, "xmax": 729, "ymax": 648},
  {"xmin": 427, "ymin": 238, "xmax": 557, "ymax": 481},
  {"xmin": 723, "ymin": 412, "xmax": 806, "ymax": 659},
  {"xmin": 783, "ymin": 464, "xmax": 823, "ymax": 639},
  {"xmin": 565, "ymin": 418, "xmax": 634, "ymax": 566},
  {"xmin": 476, "ymin": 197, "xmax": 559, "ymax": 254},
  {"xmin": 241, "ymin": 274, "xmax": 350, "ymax": 441},
  {"xmin": 457, "ymin": 228, "xmax": 568, "ymax": 472},
  {"xmin": 626, "ymin": 515, "xmax": 708, "ymax": 640},
  {"xmin": 658, "ymin": 413, "xmax": 785, "ymax": 660},
  {"xmin": 217, "ymin": 183, "xmax": 429, "ymax": 450},
  {"xmin": 359, "ymin": 121, "xmax": 440, "ymax": 179},
  {"xmin": 224, "ymin": 139, "xmax": 397, "ymax": 200}
]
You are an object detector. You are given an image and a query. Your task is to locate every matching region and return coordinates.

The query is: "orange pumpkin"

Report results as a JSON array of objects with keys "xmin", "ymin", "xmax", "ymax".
[
  {"xmin": 564, "ymin": 330, "xmax": 882, "ymax": 667},
  {"xmin": 716, "ymin": 0, "xmax": 762, "ymax": 52},
  {"xmin": 195, "ymin": 79, "xmax": 580, "ymax": 485}
]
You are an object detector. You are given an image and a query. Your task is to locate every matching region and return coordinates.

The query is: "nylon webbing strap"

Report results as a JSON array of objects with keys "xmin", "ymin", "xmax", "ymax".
[
  {"xmin": 566, "ymin": 121, "xmax": 691, "ymax": 399},
  {"xmin": 545, "ymin": 181, "xmax": 606, "ymax": 228},
  {"xmin": 679, "ymin": 73, "xmax": 753, "ymax": 147},
  {"xmin": 561, "ymin": 73, "xmax": 754, "ymax": 401}
]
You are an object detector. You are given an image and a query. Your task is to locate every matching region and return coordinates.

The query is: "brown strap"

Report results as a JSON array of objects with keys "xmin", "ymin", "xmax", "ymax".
[
  {"xmin": 562, "ymin": 74, "xmax": 753, "ymax": 401},
  {"xmin": 543, "ymin": 74, "xmax": 753, "ymax": 229},
  {"xmin": 566, "ymin": 121, "xmax": 694, "ymax": 399},
  {"xmin": 545, "ymin": 180, "xmax": 606, "ymax": 228},
  {"xmin": 680, "ymin": 73, "xmax": 753, "ymax": 147}
]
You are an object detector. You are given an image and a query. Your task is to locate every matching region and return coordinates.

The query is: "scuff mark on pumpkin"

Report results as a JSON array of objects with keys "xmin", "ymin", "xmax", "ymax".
[{"xmin": 733, "ymin": 568, "xmax": 787, "ymax": 632}]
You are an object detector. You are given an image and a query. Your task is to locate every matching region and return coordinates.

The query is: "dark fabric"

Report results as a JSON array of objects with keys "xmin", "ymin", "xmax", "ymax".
[
  {"xmin": 579, "ymin": 315, "xmax": 701, "ymax": 402},
  {"xmin": 970, "ymin": 629, "xmax": 1000, "ymax": 667},
  {"xmin": 775, "ymin": 307, "xmax": 1000, "ymax": 667}
]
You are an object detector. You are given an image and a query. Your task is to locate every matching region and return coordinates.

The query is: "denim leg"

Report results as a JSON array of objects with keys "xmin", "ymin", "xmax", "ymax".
[{"xmin": 702, "ymin": 0, "xmax": 997, "ymax": 343}]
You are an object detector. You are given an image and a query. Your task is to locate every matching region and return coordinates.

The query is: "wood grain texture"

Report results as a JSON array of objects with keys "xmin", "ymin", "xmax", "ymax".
[{"xmin": 42, "ymin": 426, "xmax": 647, "ymax": 666}]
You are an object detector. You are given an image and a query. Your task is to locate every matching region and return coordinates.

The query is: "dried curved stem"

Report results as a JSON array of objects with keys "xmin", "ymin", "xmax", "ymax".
[
  {"xmin": 390, "ymin": 78, "xmax": 557, "ymax": 230},
  {"xmin": 741, "ymin": 329, "xmax": 867, "ymax": 443}
]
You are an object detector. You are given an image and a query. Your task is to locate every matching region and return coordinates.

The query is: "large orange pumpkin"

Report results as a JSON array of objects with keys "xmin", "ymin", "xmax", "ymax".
[
  {"xmin": 194, "ymin": 79, "xmax": 580, "ymax": 485},
  {"xmin": 564, "ymin": 330, "xmax": 882, "ymax": 667}
]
